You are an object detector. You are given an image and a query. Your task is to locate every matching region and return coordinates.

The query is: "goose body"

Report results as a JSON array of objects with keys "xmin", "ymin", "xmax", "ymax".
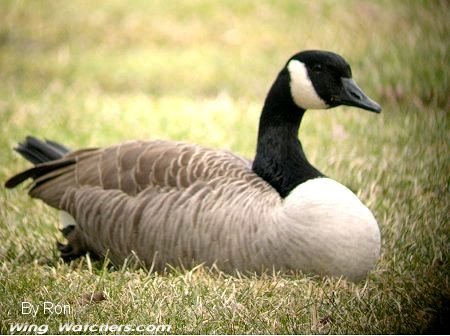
[{"xmin": 5, "ymin": 50, "xmax": 382, "ymax": 281}]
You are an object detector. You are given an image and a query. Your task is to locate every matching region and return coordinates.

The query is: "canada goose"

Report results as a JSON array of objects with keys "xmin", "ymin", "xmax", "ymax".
[{"xmin": 5, "ymin": 50, "xmax": 381, "ymax": 281}]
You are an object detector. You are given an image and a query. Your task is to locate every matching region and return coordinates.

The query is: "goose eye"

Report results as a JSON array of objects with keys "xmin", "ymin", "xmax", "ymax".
[{"xmin": 312, "ymin": 64, "xmax": 323, "ymax": 73}]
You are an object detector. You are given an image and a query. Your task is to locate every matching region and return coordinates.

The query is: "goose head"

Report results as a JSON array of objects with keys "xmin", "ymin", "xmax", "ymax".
[
  {"xmin": 285, "ymin": 50, "xmax": 381, "ymax": 113},
  {"xmin": 254, "ymin": 50, "xmax": 381, "ymax": 198}
]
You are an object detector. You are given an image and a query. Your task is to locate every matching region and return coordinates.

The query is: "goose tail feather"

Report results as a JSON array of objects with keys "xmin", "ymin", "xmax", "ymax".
[
  {"xmin": 15, "ymin": 136, "xmax": 70, "ymax": 165},
  {"xmin": 4, "ymin": 136, "xmax": 73, "ymax": 189}
]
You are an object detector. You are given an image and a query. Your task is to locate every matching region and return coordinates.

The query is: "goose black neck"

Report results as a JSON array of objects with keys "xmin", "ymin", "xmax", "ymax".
[{"xmin": 252, "ymin": 81, "xmax": 323, "ymax": 198}]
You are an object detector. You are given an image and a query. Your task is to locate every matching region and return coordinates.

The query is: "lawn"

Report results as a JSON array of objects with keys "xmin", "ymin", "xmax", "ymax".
[{"xmin": 0, "ymin": 0, "xmax": 448, "ymax": 334}]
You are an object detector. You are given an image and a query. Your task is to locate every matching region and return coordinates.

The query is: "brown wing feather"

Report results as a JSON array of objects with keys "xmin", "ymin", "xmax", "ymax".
[
  {"xmin": 8, "ymin": 140, "xmax": 253, "ymax": 209},
  {"xmin": 7, "ymin": 139, "xmax": 281, "ymax": 269},
  {"xmin": 58, "ymin": 170, "xmax": 277, "ymax": 270}
]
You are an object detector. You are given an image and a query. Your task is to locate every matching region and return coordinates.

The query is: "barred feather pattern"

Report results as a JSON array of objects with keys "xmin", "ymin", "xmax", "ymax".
[{"xmin": 30, "ymin": 140, "xmax": 287, "ymax": 272}]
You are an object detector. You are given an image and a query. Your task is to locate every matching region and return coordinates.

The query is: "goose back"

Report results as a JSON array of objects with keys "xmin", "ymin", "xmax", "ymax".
[
  {"xmin": 25, "ymin": 140, "xmax": 256, "ymax": 205},
  {"xmin": 19, "ymin": 140, "xmax": 290, "ymax": 272}
]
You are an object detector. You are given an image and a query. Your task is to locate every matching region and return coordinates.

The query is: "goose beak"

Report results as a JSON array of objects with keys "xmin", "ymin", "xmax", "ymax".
[{"xmin": 338, "ymin": 78, "xmax": 381, "ymax": 113}]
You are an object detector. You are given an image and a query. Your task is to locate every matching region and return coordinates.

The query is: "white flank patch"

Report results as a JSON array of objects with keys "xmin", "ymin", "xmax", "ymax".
[
  {"xmin": 60, "ymin": 211, "xmax": 76, "ymax": 229},
  {"xmin": 287, "ymin": 60, "xmax": 328, "ymax": 110}
]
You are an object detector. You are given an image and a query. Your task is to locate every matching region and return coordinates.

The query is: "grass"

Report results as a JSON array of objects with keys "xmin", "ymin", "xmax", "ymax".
[{"xmin": 0, "ymin": 0, "xmax": 448, "ymax": 334}]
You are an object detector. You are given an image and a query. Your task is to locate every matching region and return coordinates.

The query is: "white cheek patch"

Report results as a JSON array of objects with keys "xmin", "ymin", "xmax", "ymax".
[{"xmin": 287, "ymin": 60, "xmax": 329, "ymax": 110}]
